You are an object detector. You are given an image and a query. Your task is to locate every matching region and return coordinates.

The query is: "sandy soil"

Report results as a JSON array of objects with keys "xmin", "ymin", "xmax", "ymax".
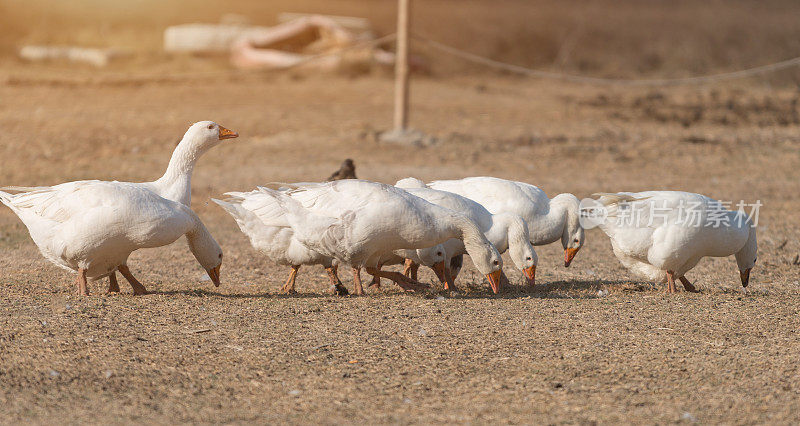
[{"xmin": 1, "ymin": 72, "xmax": 799, "ymax": 424}]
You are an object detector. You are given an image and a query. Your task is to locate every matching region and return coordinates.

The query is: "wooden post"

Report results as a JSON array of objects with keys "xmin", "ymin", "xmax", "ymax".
[{"xmin": 394, "ymin": 0, "xmax": 410, "ymax": 132}]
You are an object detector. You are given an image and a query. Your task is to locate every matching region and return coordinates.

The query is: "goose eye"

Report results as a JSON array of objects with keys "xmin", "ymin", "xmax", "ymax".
[
  {"xmin": 573, "ymin": 239, "xmax": 579, "ymax": 243},
  {"xmin": 218, "ymin": 253, "xmax": 223, "ymax": 259},
  {"xmin": 493, "ymin": 260, "xmax": 499, "ymax": 266},
  {"xmin": 437, "ymin": 252, "xmax": 442, "ymax": 256},
  {"xmin": 207, "ymin": 124, "xmax": 215, "ymax": 130},
  {"xmin": 526, "ymin": 256, "xmax": 531, "ymax": 261}
]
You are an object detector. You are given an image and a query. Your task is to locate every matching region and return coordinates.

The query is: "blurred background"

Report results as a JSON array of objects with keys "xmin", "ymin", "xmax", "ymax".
[{"xmin": 3, "ymin": 0, "xmax": 800, "ymax": 81}]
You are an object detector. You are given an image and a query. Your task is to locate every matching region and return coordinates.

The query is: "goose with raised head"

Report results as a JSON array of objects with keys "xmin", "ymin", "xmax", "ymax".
[
  {"xmin": 257, "ymin": 180, "xmax": 505, "ymax": 293},
  {"xmin": 592, "ymin": 191, "xmax": 757, "ymax": 293},
  {"xmin": 4, "ymin": 121, "xmax": 237, "ymax": 294},
  {"xmin": 428, "ymin": 177, "xmax": 584, "ymax": 267},
  {"xmin": 0, "ymin": 182, "xmax": 223, "ymax": 295},
  {"xmin": 142, "ymin": 121, "xmax": 239, "ymax": 205},
  {"xmin": 396, "ymin": 177, "xmax": 537, "ymax": 290}
]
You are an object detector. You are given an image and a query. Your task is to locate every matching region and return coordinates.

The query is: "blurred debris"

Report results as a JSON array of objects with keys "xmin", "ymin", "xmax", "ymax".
[
  {"xmin": 326, "ymin": 159, "xmax": 357, "ymax": 181},
  {"xmin": 379, "ymin": 128, "xmax": 437, "ymax": 147},
  {"xmin": 19, "ymin": 46, "xmax": 127, "ymax": 67},
  {"xmin": 164, "ymin": 14, "xmax": 395, "ymax": 72},
  {"xmin": 164, "ymin": 24, "xmax": 264, "ymax": 53},
  {"xmin": 231, "ymin": 15, "xmax": 394, "ymax": 71},
  {"xmin": 792, "ymin": 254, "xmax": 799, "ymax": 265},
  {"xmin": 277, "ymin": 13, "xmax": 371, "ymax": 32}
]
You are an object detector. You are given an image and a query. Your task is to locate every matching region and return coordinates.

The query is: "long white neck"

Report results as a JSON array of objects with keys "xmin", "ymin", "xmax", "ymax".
[
  {"xmin": 528, "ymin": 203, "xmax": 567, "ymax": 245},
  {"xmin": 151, "ymin": 137, "xmax": 204, "ymax": 206},
  {"xmin": 442, "ymin": 213, "xmax": 490, "ymax": 255},
  {"xmin": 485, "ymin": 213, "xmax": 512, "ymax": 254}
]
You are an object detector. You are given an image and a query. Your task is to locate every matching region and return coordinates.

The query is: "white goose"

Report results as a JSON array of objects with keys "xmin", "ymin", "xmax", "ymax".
[
  {"xmin": 0, "ymin": 182, "xmax": 223, "ymax": 295},
  {"xmin": 396, "ymin": 177, "xmax": 537, "ymax": 290},
  {"xmin": 592, "ymin": 191, "xmax": 757, "ymax": 292},
  {"xmin": 429, "ymin": 177, "xmax": 584, "ymax": 267},
  {"xmin": 214, "ymin": 189, "xmax": 449, "ymax": 295},
  {"xmin": 212, "ymin": 190, "xmax": 347, "ymax": 295},
  {"xmin": 257, "ymin": 180, "xmax": 505, "ymax": 293},
  {"xmin": 3, "ymin": 120, "xmax": 237, "ymax": 294}
]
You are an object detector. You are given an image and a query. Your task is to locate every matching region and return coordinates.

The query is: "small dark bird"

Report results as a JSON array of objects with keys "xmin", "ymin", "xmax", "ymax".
[{"xmin": 326, "ymin": 159, "xmax": 357, "ymax": 181}]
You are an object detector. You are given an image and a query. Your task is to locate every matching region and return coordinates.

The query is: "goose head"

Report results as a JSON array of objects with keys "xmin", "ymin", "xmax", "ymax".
[
  {"xmin": 735, "ymin": 226, "xmax": 758, "ymax": 288},
  {"xmin": 187, "ymin": 224, "xmax": 224, "ymax": 287},
  {"xmin": 415, "ymin": 244, "xmax": 449, "ymax": 285},
  {"xmin": 501, "ymin": 213, "xmax": 538, "ymax": 285},
  {"xmin": 467, "ymin": 240, "xmax": 504, "ymax": 293},
  {"xmin": 181, "ymin": 121, "xmax": 239, "ymax": 155},
  {"xmin": 509, "ymin": 240, "xmax": 538, "ymax": 286},
  {"xmin": 555, "ymin": 194, "xmax": 584, "ymax": 267}
]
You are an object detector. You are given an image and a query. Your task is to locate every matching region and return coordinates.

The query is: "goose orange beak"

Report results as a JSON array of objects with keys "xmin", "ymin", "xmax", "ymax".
[
  {"xmin": 486, "ymin": 269, "xmax": 503, "ymax": 294},
  {"xmin": 564, "ymin": 248, "xmax": 580, "ymax": 267},
  {"xmin": 207, "ymin": 265, "xmax": 221, "ymax": 287},
  {"xmin": 218, "ymin": 126, "xmax": 238, "ymax": 140},
  {"xmin": 523, "ymin": 265, "xmax": 536, "ymax": 286},
  {"xmin": 740, "ymin": 268, "xmax": 751, "ymax": 288},
  {"xmin": 432, "ymin": 261, "xmax": 448, "ymax": 284}
]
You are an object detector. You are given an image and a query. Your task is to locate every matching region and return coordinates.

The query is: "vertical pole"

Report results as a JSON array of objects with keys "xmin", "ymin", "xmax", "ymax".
[{"xmin": 394, "ymin": 0, "xmax": 410, "ymax": 132}]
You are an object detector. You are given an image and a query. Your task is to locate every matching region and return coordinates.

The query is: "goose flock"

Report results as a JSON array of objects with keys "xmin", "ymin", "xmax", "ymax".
[{"xmin": 0, "ymin": 122, "xmax": 757, "ymax": 296}]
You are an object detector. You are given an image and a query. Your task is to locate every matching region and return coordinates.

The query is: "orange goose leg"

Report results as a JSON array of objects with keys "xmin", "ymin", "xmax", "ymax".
[
  {"xmin": 280, "ymin": 265, "xmax": 300, "ymax": 294},
  {"xmin": 118, "ymin": 265, "xmax": 148, "ymax": 295}
]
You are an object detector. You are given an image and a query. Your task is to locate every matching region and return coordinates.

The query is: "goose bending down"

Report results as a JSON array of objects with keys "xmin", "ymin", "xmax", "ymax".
[
  {"xmin": 214, "ymin": 189, "xmax": 448, "ymax": 295},
  {"xmin": 593, "ymin": 191, "xmax": 757, "ymax": 293},
  {"xmin": 428, "ymin": 177, "xmax": 584, "ymax": 267},
  {"xmin": 396, "ymin": 177, "xmax": 537, "ymax": 291},
  {"xmin": 0, "ymin": 182, "xmax": 223, "ymax": 295},
  {"xmin": 257, "ymin": 180, "xmax": 505, "ymax": 293},
  {"xmin": 213, "ymin": 190, "xmax": 347, "ymax": 295},
  {"xmin": 3, "ymin": 121, "xmax": 237, "ymax": 294}
]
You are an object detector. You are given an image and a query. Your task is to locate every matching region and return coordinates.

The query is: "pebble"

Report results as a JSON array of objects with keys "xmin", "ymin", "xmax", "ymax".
[
  {"xmin": 597, "ymin": 289, "xmax": 609, "ymax": 297},
  {"xmin": 48, "ymin": 370, "xmax": 60, "ymax": 378},
  {"xmin": 288, "ymin": 390, "xmax": 302, "ymax": 396}
]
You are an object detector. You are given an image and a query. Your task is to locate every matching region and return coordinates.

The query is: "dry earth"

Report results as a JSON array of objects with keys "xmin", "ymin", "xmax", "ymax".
[{"xmin": 0, "ymin": 71, "xmax": 799, "ymax": 424}]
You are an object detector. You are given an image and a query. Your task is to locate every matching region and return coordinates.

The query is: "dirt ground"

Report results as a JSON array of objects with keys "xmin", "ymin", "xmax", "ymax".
[{"xmin": 1, "ymin": 68, "xmax": 799, "ymax": 424}]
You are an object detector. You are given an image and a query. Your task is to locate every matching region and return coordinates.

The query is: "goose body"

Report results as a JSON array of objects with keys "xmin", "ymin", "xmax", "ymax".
[
  {"xmin": 396, "ymin": 178, "xmax": 537, "ymax": 287},
  {"xmin": 428, "ymin": 177, "xmax": 584, "ymax": 266},
  {"xmin": 0, "ymin": 121, "xmax": 235, "ymax": 294},
  {"xmin": 593, "ymin": 191, "xmax": 757, "ymax": 292},
  {"xmin": 0, "ymin": 181, "xmax": 223, "ymax": 294},
  {"xmin": 258, "ymin": 180, "xmax": 505, "ymax": 292},
  {"xmin": 213, "ymin": 190, "xmax": 347, "ymax": 294},
  {"xmin": 214, "ymin": 188, "xmax": 448, "ymax": 295}
]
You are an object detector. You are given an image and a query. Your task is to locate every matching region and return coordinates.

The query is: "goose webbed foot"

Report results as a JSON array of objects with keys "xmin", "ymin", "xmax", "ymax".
[
  {"xmin": 106, "ymin": 271, "xmax": 120, "ymax": 294},
  {"xmin": 365, "ymin": 267, "xmax": 429, "ymax": 292},
  {"xmin": 679, "ymin": 276, "xmax": 699, "ymax": 293},
  {"xmin": 118, "ymin": 265, "xmax": 148, "ymax": 295},
  {"xmin": 325, "ymin": 266, "xmax": 349, "ymax": 296},
  {"xmin": 280, "ymin": 265, "xmax": 300, "ymax": 294},
  {"xmin": 368, "ymin": 275, "xmax": 381, "ymax": 289}
]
